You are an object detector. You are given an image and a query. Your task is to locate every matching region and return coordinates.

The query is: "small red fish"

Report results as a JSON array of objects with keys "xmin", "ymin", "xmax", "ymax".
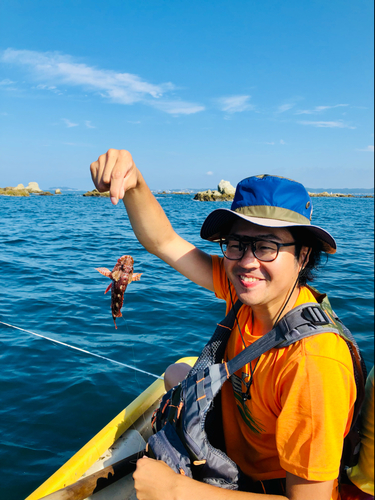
[{"xmin": 96, "ymin": 255, "xmax": 142, "ymax": 329}]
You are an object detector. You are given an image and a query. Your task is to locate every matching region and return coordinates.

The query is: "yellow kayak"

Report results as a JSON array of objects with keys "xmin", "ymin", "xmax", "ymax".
[{"xmin": 26, "ymin": 357, "xmax": 197, "ymax": 500}]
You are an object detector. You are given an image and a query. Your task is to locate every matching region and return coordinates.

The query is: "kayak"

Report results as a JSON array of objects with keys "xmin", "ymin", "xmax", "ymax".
[{"xmin": 26, "ymin": 357, "xmax": 197, "ymax": 500}]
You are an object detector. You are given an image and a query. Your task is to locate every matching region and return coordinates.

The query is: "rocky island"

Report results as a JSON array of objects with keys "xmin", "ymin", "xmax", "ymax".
[
  {"xmin": 0, "ymin": 182, "xmax": 54, "ymax": 196},
  {"xmin": 83, "ymin": 188, "xmax": 110, "ymax": 197},
  {"xmin": 194, "ymin": 182, "xmax": 373, "ymax": 201},
  {"xmin": 194, "ymin": 180, "xmax": 236, "ymax": 201}
]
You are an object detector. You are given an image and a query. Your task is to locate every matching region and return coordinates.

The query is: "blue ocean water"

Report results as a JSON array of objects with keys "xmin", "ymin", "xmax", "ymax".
[{"xmin": 0, "ymin": 193, "xmax": 373, "ymax": 500}]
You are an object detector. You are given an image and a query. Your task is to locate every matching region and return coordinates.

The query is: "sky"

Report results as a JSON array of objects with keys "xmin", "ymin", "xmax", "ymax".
[{"xmin": 0, "ymin": 0, "xmax": 373, "ymax": 191}]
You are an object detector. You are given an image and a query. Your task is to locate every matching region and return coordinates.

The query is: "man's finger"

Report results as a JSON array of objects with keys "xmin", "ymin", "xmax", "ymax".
[{"xmin": 109, "ymin": 150, "xmax": 133, "ymax": 203}]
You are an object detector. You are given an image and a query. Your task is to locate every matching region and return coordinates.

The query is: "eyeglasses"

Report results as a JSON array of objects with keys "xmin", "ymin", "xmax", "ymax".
[{"xmin": 220, "ymin": 235, "xmax": 296, "ymax": 262}]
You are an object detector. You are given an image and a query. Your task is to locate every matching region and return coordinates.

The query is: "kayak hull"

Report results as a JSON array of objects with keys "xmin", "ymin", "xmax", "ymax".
[{"xmin": 26, "ymin": 357, "xmax": 197, "ymax": 500}]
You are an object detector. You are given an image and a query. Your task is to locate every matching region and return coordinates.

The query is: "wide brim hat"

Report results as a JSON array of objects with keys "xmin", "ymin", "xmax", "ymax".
[{"xmin": 200, "ymin": 175, "xmax": 337, "ymax": 254}]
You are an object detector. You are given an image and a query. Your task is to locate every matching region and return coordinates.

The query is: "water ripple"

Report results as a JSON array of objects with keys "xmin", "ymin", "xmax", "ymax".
[{"xmin": 0, "ymin": 193, "xmax": 373, "ymax": 499}]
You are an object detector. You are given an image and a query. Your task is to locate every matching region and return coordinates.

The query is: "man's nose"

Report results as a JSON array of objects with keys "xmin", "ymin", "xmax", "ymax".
[{"xmin": 239, "ymin": 245, "xmax": 260, "ymax": 266}]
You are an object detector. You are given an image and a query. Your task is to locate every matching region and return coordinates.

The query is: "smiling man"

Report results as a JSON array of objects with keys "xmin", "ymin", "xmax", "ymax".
[{"xmin": 90, "ymin": 150, "xmax": 358, "ymax": 500}]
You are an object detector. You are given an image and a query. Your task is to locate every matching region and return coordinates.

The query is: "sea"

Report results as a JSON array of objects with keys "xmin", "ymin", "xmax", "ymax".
[{"xmin": 0, "ymin": 192, "xmax": 374, "ymax": 500}]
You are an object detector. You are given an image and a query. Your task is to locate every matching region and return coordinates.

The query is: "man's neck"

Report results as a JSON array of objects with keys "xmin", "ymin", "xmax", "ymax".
[{"xmin": 252, "ymin": 286, "xmax": 302, "ymax": 336}]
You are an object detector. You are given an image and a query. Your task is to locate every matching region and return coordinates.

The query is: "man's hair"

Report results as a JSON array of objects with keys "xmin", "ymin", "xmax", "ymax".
[{"xmin": 289, "ymin": 227, "xmax": 326, "ymax": 286}]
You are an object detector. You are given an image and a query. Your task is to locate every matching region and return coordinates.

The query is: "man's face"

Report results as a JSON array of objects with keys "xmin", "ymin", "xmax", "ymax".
[{"xmin": 223, "ymin": 219, "xmax": 304, "ymax": 312}]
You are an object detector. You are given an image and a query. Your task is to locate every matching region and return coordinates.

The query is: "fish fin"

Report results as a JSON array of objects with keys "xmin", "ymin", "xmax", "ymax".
[
  {"xmin": 104, "ymin": 283, "xmax": 113, "ymax": 294},
  {"xmin": 96, "ymin": 267, "xmax": 112, "ymax": 278},
  {"xmin": 131, "ymin": 273, "xmax": 142, "ymax": 282}
]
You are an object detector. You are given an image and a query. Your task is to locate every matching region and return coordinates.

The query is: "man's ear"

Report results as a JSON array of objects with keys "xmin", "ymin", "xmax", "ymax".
[{"xmin": 300, "ymin": 247, "xmax": 311, "ymax": 270}]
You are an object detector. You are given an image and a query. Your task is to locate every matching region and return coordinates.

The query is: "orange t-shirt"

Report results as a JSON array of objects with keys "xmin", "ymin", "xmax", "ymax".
[{"xmin": 212, "ymin": 255, "xmax": 356, "ymax": 499}]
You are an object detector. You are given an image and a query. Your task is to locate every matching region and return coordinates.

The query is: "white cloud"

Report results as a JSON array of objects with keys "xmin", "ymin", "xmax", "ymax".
[
  {"xmin": 277, "ymin": 103, "xmax": 295, "ymax": 113},
  {"xmin": 62, "ymin": 118, "xmax": 78, "ymax": 128},
  {"xmin": 0, "ymin": 48, "xmax": 204, "ymax": 116},
  {"xmin": 264, "ymin": 142, "xmax": 275, "ymax": 145},
  {"xmin": 218, "ymin": 95, "xmax": 254, "ymax": 114},
  {"xmin": 151, "ymin": 99, "xmax": 205, "ymax": 115},
  {"xmin": 206, "ymin": 171, "xmax": 214, "ymax": 175},
  {"xmin": 280, "ymin": 139, "xmax": 286, "ymax": 145},
  {"xmin": 85, "ymin": 120, "xmax": 95, "ymax": 129},
  {"xmin": 298, "ymin": 120, "xmax": 356, "ymax": 129},
  {"xmin": 0, "ymin": 78, "xmax": 15, "ymax": 85},
  {"xmin": 357, "ymin": 145, "xmax": 374, "ymax": 152},
  {"xmin": 295, "ymin": 104, "xmax": 348, "ymax": 115}
]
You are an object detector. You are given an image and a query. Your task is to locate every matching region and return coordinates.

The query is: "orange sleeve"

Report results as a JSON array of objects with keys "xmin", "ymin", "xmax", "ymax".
[{"xmin": 276, "ymin": 340, "xmax": 356, "ymax": 481}]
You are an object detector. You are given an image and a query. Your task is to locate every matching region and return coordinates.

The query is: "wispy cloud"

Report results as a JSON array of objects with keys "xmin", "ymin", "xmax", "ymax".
[
  {"xmin": 35, "ymin": 83, "xmax": 63, "ymax": 95},
  {"xmin": 0, "ymin": 48, "xmax": 204, "ymax": 116},
  {"xmin": 264, "ymin": 139, "xmax": 286, "ymax": 145},
  {"xmin": 357, "ymin": 145, "xmax": 374, "ymax": 152},
  {"xmin": 151, "ymin": 99, "xmax": 205, "ymax": 115},
  {"xmin": 206, "ymin": 171, "xmax": 214, "ymax": 175},
  {"xmin": 85, "ymin": 120, "xmax": 95, "ymax": 129},
  {"xmin": 277, "ymin": 103, "xmax": 295, "ymax": 113},
  {"xmin": 295, "ymin": 104, "xmax": 348, "ymax": 115},
  {"xmin": 62, "ymin": 118, "xmax": 78, "ymax": 128},
  {"xmin": 298, "ymin": 120, "xmax": 356, "ymax": 129},
  {"xmin": 217, "ymin": 95, "xmax": 254, "ymax": 114},
  {"xmin": 0, "ymin": 78, "xmax": 15, "ymax": 85}
]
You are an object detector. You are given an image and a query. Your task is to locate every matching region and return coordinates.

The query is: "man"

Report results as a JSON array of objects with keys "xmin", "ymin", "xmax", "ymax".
[{"xmin": 90, "ymin": 149, "xmax": 356, "ymax": 500}]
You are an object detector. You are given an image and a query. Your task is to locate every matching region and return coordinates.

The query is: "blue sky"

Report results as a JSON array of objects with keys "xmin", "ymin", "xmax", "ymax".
[{"xmin": 0, "ymin": 0, "xmax": 373, "ymax": 190}]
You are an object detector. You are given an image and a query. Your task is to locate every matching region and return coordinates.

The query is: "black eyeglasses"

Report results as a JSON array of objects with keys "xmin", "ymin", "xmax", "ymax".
[{"xmin": 220, "ymin": 235, "xmax": 296, "ymax": 262}]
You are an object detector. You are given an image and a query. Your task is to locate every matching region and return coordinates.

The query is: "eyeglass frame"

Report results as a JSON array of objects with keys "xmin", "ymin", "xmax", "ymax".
[{"xmin": 219, "ymin": 234, "xmax": 297, "ymax": 262}]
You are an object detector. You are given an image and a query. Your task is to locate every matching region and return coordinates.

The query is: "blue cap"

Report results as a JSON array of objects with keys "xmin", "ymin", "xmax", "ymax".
[{"xmin": 200, "ymin": 175, "xmax": 336, "ymax": 254}]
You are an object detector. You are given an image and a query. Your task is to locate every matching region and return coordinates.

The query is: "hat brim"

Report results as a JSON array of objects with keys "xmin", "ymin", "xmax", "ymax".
[{"xmin": 200, "ymin": 208, "xmax": 337, "ymax": 254}]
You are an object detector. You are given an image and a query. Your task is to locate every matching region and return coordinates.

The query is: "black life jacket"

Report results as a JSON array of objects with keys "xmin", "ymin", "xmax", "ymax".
[{"xmin": 148, "ymin": 289, "xmax": 367, "ymax": 494}]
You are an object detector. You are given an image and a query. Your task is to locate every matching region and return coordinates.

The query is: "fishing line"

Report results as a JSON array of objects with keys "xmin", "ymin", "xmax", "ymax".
[{"xmin": 0, "ymin": 321, "xmax": 163, "ymax": 381}]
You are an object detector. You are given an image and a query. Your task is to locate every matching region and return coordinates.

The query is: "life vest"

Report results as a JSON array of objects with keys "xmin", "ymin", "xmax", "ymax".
[
  {"xmin": 341, "ymin": 366, "xmax": 374, "ymax": 499},
  {"xmin": 148, "ymin": 290, "xmax": 367, "ymax": 494}
]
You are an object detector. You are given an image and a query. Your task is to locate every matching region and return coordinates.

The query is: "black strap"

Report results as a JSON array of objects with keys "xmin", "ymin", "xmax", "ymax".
[{"xmin": 188, "ymin": 299, "xmax": 243, "ymax": 376}]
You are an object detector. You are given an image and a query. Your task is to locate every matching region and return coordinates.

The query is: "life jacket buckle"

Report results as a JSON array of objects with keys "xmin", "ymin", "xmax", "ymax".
[{"xmin": 302, "ymin": 306, "xmax": 330, "ymax": 326}]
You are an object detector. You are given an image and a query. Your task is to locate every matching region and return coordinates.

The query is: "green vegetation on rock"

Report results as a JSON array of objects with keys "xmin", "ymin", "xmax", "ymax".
[
  {"xmin": 0, "ymin": 187, "xmax": 30, "ymax": 197},
  {"xmin": 83, "ymin": 189, "xmax": 110, "ymax": 197}
]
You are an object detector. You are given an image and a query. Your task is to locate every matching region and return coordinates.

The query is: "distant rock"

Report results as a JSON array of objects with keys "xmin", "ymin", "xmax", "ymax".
[
  {"xmin": 83, "ymin": 188, "xmax": 110, "ymax": 197},
  {"xmin": 308, "ymin": 191, "xmax": 354, "ymax": 198},
  {"xmin": 194, "ymin": 180, "xmax": 236, "ymax": 201},
  {"xmin": 55, "ymin": 189, "xmax": 62, "ymax": 195},
  {"xmin": 25, "ymin": 182, "xmax": 42, "ymax": 193},
  {"xmin": 0, "ymin": 187, "xmax": 30, "ymax": 197},
  {"xmin": 0, "ymin": 182, "xmax": 54, "ymax": 196},
  {"xmin": 218, "ymin": 180, "xmax": 236, "ymax": 196}
]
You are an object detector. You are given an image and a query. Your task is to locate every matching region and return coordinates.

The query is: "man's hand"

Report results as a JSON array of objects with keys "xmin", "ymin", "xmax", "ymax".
[
  {"xmin": 90, "ymin": 149, "xmax": 139, "ymax": 205},
  {"xmin": 133, "ymin": 456, "xmax": 181, "ymax": 500}
]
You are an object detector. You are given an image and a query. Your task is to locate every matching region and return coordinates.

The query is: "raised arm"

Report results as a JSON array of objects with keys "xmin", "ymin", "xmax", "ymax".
[{"xmin": 90, "ymin": 149, "xmax": 214, "ymax": 291}]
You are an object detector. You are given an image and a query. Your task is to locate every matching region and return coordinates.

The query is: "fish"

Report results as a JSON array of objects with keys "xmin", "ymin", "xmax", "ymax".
[{"xmin": 96, "ymin": 255, "xmax": 142, "ymax": 329}]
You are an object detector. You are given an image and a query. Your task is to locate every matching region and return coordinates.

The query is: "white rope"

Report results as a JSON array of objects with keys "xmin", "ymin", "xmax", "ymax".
[{"xmin": 0, "ymin": 321, "xmax": 163, "ymax": 380}]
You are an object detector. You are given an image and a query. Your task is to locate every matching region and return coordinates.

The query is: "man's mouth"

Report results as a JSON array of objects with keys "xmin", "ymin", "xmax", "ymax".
[{"xmin": 239, "ymin": 275, "xmax": 262, "ymax": 283}]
